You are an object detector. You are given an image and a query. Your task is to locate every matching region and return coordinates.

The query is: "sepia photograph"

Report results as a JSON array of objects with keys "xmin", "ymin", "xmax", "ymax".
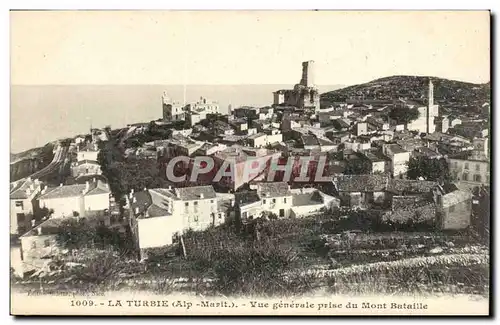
[{"xmin": 9, "ymin": 10, "xmax": 491, "ymax": 316}]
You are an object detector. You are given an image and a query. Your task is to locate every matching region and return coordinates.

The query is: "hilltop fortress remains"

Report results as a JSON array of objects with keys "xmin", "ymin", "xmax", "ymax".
[{"xmin": 273, "ymin": 60, "xmax": 321, "ymax": 113}]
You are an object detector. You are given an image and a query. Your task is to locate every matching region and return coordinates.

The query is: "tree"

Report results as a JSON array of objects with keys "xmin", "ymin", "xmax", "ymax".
[
  {"xmin": 389, "ymin": 106, "xmax": 420, "ymax": 125},
  {"xmin": 407, "ymin": 156, "xmax": 451, "ymax": 183}
]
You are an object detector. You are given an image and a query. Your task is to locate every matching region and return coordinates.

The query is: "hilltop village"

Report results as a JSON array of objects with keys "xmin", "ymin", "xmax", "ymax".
[{"xmin": 10, "ymin": 61, "xmax": 490, "ymax": 290}]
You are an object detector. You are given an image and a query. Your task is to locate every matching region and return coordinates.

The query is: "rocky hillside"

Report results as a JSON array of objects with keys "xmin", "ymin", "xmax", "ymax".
[
  {"xmin": 321, "ymin": 75, "xmax": 491, "ymax": 112},
  {"xmin": 10, "ymin": 143, "xmax": 55, "ymax": 182}
]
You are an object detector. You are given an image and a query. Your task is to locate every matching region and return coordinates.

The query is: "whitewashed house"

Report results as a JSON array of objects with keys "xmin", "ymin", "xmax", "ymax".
[
  {"xmin": 38, "ymin": 180, "xmax": 110, "ymax": 218},
  {"xmin": 128, "ymin": 185, "xmax": 229, "ymax": 259}
]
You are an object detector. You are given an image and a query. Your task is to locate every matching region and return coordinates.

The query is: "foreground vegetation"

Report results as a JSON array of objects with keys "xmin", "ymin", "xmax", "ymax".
[{"xmin": 11, "ymin": 214, "xmax": 489, "ymax": 298}]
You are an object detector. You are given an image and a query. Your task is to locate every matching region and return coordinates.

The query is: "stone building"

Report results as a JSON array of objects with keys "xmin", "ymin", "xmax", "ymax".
[{"xmin": 273, "ymin": 60, "xmax": 320, "ymax": 112}]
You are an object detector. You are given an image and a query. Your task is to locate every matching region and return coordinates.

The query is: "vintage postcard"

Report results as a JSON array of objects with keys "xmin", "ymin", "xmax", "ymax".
[{"xmin": 10, "ymin": 10, "xmax": 491, "ymax": 316}]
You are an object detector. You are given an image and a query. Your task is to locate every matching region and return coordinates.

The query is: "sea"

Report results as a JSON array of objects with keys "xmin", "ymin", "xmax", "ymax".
[{"xmin": 10, "ymin": 84, "xmax": 342, "ymax": 153}]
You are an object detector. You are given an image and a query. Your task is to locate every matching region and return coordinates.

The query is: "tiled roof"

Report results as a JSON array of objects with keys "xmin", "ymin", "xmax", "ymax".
[
  {"xmin": 442, "ymin": 190, "xmax": 472, "ymax": 208},
  {"xmin": 249, "ymin": 132, "xmax": 266, "ymax": 140},
  {"xmin": 20, "ymin": 218, "xmax": 66, "ymax": 238},
  {"xmin": 130, "ymin": 191, "xmax": 152, "ymax": 217},
  {"xmin": 235, "ymin": 191, "xmax": 261, "ymax": 207},
  {"xmin": 383, "ymin": 202, "xmax": 436, "ymax": 223},
  {"xmin": 85, "ymin": 181, "xmax": 110, "ymax": 196},
  {"xmin": 333, "ymin": 175, "xmax": 389, "ymax": 192},
  {"xmin": 392, "ymin": 195, "xmax": 431, "ymax": 210},
  {"xmin": 292, "ymin": 191, "xmax": 324, "ymax": 206},
  {"xmin": 301, "ymin": 135, "xmax": 318, "ymax": 146},
  {"xmin": 39, "ymin": 183, "xmax": 93, "ymax": 200},
  {"xmin": 10, "ymin": 179, "xmax": 41, "ymax": 200},
  {"xmin": 414, "ymin": 146, "xmax": 441, "ymax": 158},
  {"xmin": 387, "ymin": 179, "xmax": 438, "ymax": 195},
  {"xmin": 387, "ymin": 144, "xmax": 407, "ymax": 154},
  {"xmin": 363, "ymin": 150, "xmax": 390, "ymax": 162},
  {"xmin": 317, "ymin": 137, "xmax": 335, "ymax": 146},
  {"xmin": 256, "ymin": 182, "xmax": 291, "ymax": 198},
  {"xmin": 174, "ymin": 185, "xmax": 217, "ymax": 201}
]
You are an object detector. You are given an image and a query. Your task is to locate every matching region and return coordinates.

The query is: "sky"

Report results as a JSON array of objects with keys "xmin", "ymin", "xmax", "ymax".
[{"xmin": 11, "ymin": 11, "xmax": 491, "ymax": 86}]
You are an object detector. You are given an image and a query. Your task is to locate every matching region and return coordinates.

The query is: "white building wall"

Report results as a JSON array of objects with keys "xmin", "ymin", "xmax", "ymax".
[
  {"xmin": 84, "ymin": 193, "xmax": 110, "ymax": 212},
  {"xmin": 137, "ymin": 217, "xmax": 176, "ymax": 249},
  {"xmin": 40, "ymin": 196, "xmax": 84, "ymax": 218},
  {"xmin": 260, "ymin": 195, "xmax": 293, "ymax": 218},
  {"xmin": 77, "ymin": 150, "xmax": 99, "ymax": 162},
  {"xmin": 392, "ymin": 152, "xmax": 410, "ymax": 176},
  {"xmin": 179, "ymin": 198, "xmax": 218, "ymax": 231}
]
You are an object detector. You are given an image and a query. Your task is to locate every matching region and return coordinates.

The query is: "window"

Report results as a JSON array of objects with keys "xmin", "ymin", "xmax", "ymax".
[
  {"xmin": 194, "ymin": 201, "xmax": 198, "ymax": 206},
  {"xmin": 44, "ymin": 239, "xmax": 50, "ymax": 247},
  {"xmin": 31, "ymin": 242, "xmax": 36, "ymax": 249},
  {"xmin": 242, "ymin": 212, "xmax": 248, "ymax": 219},
  {"xmin": 210, "ymin": 200, "xmax": 214, "ymax": 204},
  {"xmin": 449, "ymin": 205, "xmax": 455, "ymax": 213},
  {"xmin": 464, "ymin": 163, "xmax": 469, "ymax": 170},
  {"xmin": 453, "ymin": 162, "xmax": 458, "ymax": 168},
  {"xmin": 263, "ymin": 199, "xmax": 266, "ymax": 204},
  {"xmin": 194, "ymin": 215, "xmax": 199, "ymax": 222},
  {"xmin": 218, "ymin": 213, "xmax": 222, "ymax": 219},
  {"xmin": 476, "ymin": 164, "xmax": 480, "ymax": 171},
  {"xmin": 284, "ymin": 198, "xmax": 287, "ymax": 204},
  {"xmin": 474, "ymin": 174, "xmax": 482, "ymax": 182},
  {"xmin": 272, "ymin": 198, "xmax": 276, "ymax": 204},
  {"xmin": 15, "ymin": 201, "xmax": 24, "ymax": 209},
  {"xmin": 462, "ymin": 173, "xmax": 469, "ymax": 181},
  {"xmin": 185, "ymin": 202, "xmax": 189, "ymax": 207}
]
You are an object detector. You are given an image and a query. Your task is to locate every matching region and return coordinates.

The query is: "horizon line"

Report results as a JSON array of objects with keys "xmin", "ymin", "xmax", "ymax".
[{"xmin": 10, "ymin": 75, "xmax": 491, "ymax": 88}]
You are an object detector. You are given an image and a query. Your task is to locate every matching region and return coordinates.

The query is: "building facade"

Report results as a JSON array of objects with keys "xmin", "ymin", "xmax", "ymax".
[{"xmin": 10, "ymin": 178, "xmax": 43, "ymax": 235}]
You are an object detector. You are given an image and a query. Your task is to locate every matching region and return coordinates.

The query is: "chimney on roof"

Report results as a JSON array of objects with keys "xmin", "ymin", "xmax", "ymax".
[
  {"xmin": 31, "ymin": 219, "xmax": 36, "ymax": 228},
  {"xmin": 85, "ymin": 181, "xmax": 90, "ymax": 191},
  {"xmin": 199, "ymin": 193, "xmax": 204, "ymax": 199},
  {"xmin": 59, "ymin": 183, "xmax": 63, "ymax": 187},
  {"xmin": 129, "ymin": 189, "xmax": 134, "ymax": 199},
  {"xmin": 168, "ymin": 185, "xmax": 172, "ymax": 191},
  {"xmin": 133, "ymin": 197, "xmax": 137, "ymax": 203},
  {"xmin": 135, "ymin": 207, "xmax": 139, "ymax": 214}
]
